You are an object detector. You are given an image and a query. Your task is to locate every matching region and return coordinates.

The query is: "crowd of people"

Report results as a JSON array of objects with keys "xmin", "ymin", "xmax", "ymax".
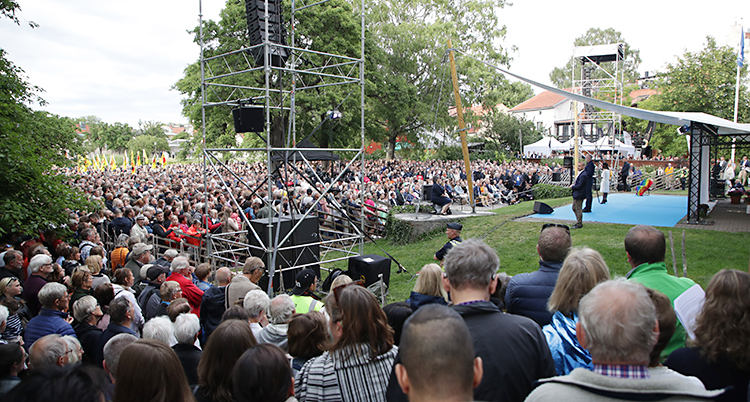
[
  {"xmin": 0, "ymin": 216, "xmax": 748, "ymax": 401},
  {"xmin": 0, "ymin": 157, "xmax": 747, "ymax": 402}
]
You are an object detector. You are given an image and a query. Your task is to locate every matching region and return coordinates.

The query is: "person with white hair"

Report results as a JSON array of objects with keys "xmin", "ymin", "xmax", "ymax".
[
  {"xmin": 256, "ymin": 294, "xmax": 294, "ymax": 351},
  {"xmin": 62, "ymin": 335, "xmax": 83, "ymax": 364},
  {"xmin": 172, "ymin": 313, "xmax": 202, "ymax": 386},
  {"xmin": 23, "ymin": 254, "xmax": 54, "ymax": 317},
  {"xmin": 102, "ymin": 333, "xmax": 138, "ymax": 384},
  {"xmin": 72, "ymin": 295, "xmax": 103, "ymax": 365},
  {"xmin": 526, "ymin": 279, "xmax": 721, "ymax": 401},
  {"xmin": 24, "ymin": 282, "xmax": 75, "ymax": 346},
  {"xmin": 243, "ymin": 289, "xmax": 270, "ymax": 340},
  {"xmin": 142, "ymin": 315, "xmax": 177, "ymax": 346},
  {"xmin": 166, "ymin": 256, "xmax": 203, "ymax": 316}
]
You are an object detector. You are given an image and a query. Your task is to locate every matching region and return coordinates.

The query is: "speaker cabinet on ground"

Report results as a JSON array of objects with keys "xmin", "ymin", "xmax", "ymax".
[
  {"xmin": 533, "ymin": 201, "xmax": 554, "ymax": 214},
  {"xmin": 563, "ymin": 156, "xmax": 573, "ymax": 168},
  {"xmin": 249, "ymin": 214, "xmax": 319, "ymax": 291},
  {"xmin": 347, "ymin": 254, "xmax": 391, "ymax": 287},
  {"xmin": 232, "ymin": 107, "xmax": 265, "ymax": 133}
]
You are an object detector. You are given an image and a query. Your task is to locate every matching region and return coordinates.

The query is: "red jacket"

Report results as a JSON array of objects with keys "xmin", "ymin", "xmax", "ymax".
[{"xmin": 166, "ymin": 272, "xmax": 204, "ymax": 317}]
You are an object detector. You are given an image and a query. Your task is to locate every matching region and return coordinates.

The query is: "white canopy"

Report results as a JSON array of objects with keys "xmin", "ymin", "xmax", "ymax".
[
  {"xmin": 524, "ymin": 137, "xmax": 555, "ymax": 156},
  {"xmin": 587, "ymin": 136, "xmax": 636, "ymax": 156}
]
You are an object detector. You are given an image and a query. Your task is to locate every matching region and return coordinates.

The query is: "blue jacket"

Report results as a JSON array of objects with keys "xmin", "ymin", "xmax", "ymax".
[
  {"xmin": 407, "ymin": 291, "xmax": 448, "ymax": 310},
  {"xmin": 572, "ymin": 169, "xmax": 590, "ymax": 200},
  {"xmin": 504, "ymin": 260, "xmax": 562, "ymax": 326},
  {"xmin": 543, "ymin": 311, "xmax": 592, "ymax": 376},
  {"xmin": 24, "ymin": 308, "xmax": 76, "ymax": 347}
]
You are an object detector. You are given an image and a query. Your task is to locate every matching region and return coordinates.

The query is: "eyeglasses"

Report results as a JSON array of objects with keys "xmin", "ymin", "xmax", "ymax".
[
  {"xmin": 332, "ymin": 280, "xmax": 364, "ymax": 305},
  {"xmin": 541, "ymin": 223, "xmax": 570, "ymax": 233}
]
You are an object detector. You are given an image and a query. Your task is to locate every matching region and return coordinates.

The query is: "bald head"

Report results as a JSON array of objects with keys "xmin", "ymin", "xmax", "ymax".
[{"xmin": 216, "ymin": 267, "xmax": 232, "ymax": 286}]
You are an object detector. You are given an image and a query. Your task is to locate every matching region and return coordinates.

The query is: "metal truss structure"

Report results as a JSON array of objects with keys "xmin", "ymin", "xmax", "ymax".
[
  {"xmin": 571, "ymin": 43, "xmax": 625, "ymax": 144},
  {"xmin": 687, "ymin": 124, "xmax": 750, "ymax": 223},
  {"xmin": 196, "ymin": 0, "xmax": 366, "ymax": 294}
]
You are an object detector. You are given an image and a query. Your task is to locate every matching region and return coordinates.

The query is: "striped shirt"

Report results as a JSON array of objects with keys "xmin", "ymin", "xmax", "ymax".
[{"xmin": 593, "ymin": 364, "xmax": 651, "ymax": 379}]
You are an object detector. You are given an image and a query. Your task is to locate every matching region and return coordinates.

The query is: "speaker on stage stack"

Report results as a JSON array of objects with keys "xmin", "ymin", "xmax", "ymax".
[
  {"xmin": 232, "ymin": 106, "xmax": 265, "ymax": 133},
  {"xmin": 249, "ymin": 214, "xmax": 320, "ymax": 291},
  {"xmin": 422, "ymin": 185, "xmax": 432, "ymax": 201},
  {"xmin": 563, "ymin": 156, "xmax": 573, "ymax": 168},
  {"xmin": 347, "ymin": 254, "xmax": 391, "ymax": 287},
  {"xmin": 533, "ymin": 201, "xmax": 554, "ymax": 214},
  {"xmin": 244, "ymin": 0, "xmax": 288, "ymax": 67}
]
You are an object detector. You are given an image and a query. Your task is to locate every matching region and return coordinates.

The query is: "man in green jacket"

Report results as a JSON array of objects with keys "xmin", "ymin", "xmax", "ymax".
[{"xmin": 624, "ymin": 225, "xmax": 702, "ymax": 359}]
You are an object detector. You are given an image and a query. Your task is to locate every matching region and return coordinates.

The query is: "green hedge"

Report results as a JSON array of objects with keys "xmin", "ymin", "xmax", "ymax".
[{"xmin": 532, "ymin": 183, "xmax": 571, "ymax": 199}]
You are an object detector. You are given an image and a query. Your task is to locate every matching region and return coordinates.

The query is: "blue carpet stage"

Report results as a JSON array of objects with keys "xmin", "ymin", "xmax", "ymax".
[{"xmin": 530, "ymin": 194, "xmax": 688, "ymax": 227}]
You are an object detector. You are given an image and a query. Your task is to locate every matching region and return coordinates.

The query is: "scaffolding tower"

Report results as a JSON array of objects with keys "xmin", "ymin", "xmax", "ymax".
[{"xmin": 196, "ymin": 0, "xmax": 367, "ymax": 295}]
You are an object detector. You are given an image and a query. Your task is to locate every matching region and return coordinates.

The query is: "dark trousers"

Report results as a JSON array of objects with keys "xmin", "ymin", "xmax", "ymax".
[{"xmin": 583, "ymin": 190, "xmax": 593, "ymax": 211}]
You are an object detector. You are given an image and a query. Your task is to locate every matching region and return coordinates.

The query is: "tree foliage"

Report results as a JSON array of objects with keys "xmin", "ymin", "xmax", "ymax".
[
  {"xmin": 0, "ymin": 47, "xmax": 98, "ymax": 236},
  {"xmin": 549, "ymin": 28, "xmax": 641, "ymax": 89},
  {"xmin": 137, "ymin": 120, "xmax": 166, "ymax": 138},
  {"xmin": 626, "ymin": 37, "xmax": 749, "ymax": 156},
  {"xmin": 482, "ymin": 111, "xmax": 543, "ymax": 156},
  {"xmin": 126, "ymin": 135, "xmax": 170, "ymax": 155},
  {"xmin": 366, "ymin": 0, "xmax": 517, "ymax": 159}
]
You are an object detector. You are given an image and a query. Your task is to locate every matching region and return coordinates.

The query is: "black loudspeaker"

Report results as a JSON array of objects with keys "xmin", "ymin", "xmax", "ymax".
[
  {"xmin": 347, "ymin": 254, "xmax": 391, "ymax": 287},
  {"xmin": 563, "ymin": 156, "xmax": 573, "ymax": 168},
  {"xmin": 232, "ymin": 107, "xmax": 265, "ymax": 133},
  {"xmin": 552, "ymin": 172, "xmax": 561, "ymax": 181},
  {"xmin": 244, "ymin": 0, "xmax": 288, "ymax": 67},
  {"xmin": 422, "ymin": 185, "xmax": 432, "ymax": 201},
  {"xmin": 533, "ymin": 201, "xmax": 554, "ymax": 214},
  {"xmin": 249, "ymin": 214, "xmax": 319, "ymax": 291}
]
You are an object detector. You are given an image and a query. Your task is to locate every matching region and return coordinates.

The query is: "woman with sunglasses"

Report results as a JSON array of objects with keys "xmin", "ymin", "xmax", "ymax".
[
  {"xmin": 0, "ymin": 277, "xmax": 26, "ymax": 342},
  {"xmin": 296, "ymin": 283, "xmax": 396, "ymax": 402}
]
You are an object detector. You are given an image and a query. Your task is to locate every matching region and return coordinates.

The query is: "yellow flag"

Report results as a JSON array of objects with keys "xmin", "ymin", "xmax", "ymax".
[{"xmin": 130, "ymin": 150, "xmax": 135, "ymax": 167}]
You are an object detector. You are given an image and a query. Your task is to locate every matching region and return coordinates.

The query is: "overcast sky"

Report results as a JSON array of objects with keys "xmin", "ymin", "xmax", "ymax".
[{"xmin": 1, "ymin": 0, "xmax": 748, "ymax": 128}]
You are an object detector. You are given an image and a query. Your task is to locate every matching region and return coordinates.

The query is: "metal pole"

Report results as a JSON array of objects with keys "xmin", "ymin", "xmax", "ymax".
[{"xmin": 447, "ymin": 39, "xmax": 475, "ymax": 213}]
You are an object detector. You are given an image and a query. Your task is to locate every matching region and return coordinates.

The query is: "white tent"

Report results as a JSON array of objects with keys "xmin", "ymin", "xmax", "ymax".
[
  {"xmin": 588, "ymin": 136, "xmax": 636, "ymax": 157},
  {"xmin": 560, "ymin": 137, "xmax": 594, "ymax": 150},
  {"xmin": 549, "ymin": 137, "xmax": 567, "ymax": 151},
  {"xmin": 524, "ymin": 137, "xmax": 555, "ymax": 156}
]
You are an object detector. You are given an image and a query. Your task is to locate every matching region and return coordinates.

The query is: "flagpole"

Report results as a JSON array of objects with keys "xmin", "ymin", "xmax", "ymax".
[{"xmin": 732, "ymin": 22, "xmax": 744, "ymax": 162}]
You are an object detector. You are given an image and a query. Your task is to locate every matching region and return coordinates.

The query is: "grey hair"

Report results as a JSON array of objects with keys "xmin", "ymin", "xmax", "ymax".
[
  {"xmin": 62, "ymin": 335, "xmax": 82, "ymax": 364},
  {"xmin": 73, "ymin": 295, "xmax": 98, "ymax": 322},
  {"xmin": 38, "ymin": 282, "xmax": 68, "ymax": 308},
  {"xmin": 29, "ymin": 334, "xmax": 68, "ymax": 369},
  {"xmin": 102, "ymin": 333, "xmax": 138, "ymax": 379},
  {"xmin": 243, "ymin": 289, "xmax": 270, "ymax": 319},
  {"xmin": 443, "ymin": 238, "xmax": 499, "ymax": 290},
  {"xmin": 29, "ymin": 254, "xmax": 52, "ymax": 273},
  {"xmin": 114, "ymin": 233, "xmax": 130, "ymax": 248},
  {"xmin": 173, "ymin": 313, "xmax": 200, "ymax": 345},
  {"xmin": 171, "ymin": 256, "xmax": 190, "ymax": 273},
  {"xmin": 579, "ymin": 279, "xmax": 658, "ymax": 364},
  {"xmin": 164, "ymin": 249, "xmax": 179, "ymax": 259},
  {"xmin": 143, "ymin": 316, "xmax": 177, "ymax": 346},
  {"xmin": 268, "ymin": 294, "xmax": 295, "ymax": 325}
]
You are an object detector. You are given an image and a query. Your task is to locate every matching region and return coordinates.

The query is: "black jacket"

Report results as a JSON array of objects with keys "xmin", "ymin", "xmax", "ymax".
[
  {"xmin": 199, "ymin": 286, "xmax": 226, "ymax": 341},
  {"xmin": 387, "ymin": 301, "xmax": 556, "ymax": 402},
  {"xmin": 172, "ymin": 343, "xmax": 202, "ymax": 386},
  {"xmin": 74, "ymin": 321, "xmax": 102, "ymax": 366}
]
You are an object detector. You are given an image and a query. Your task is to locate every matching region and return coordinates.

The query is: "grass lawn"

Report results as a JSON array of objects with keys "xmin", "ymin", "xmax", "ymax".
[{"xmin": 327, "ymin": 194, "xmax": 750, "ymax": 305}]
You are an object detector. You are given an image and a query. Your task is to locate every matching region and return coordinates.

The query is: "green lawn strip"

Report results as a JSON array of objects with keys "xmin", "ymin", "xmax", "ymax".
[{"xmin": 320, "ymin": 195, "xmax": 750, "ymax": 305}]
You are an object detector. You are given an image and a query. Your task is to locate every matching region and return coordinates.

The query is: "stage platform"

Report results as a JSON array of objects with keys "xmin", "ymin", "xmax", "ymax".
[{"xmin": 526, "ymin": 194, "xmax": 687, "ymax": 227}]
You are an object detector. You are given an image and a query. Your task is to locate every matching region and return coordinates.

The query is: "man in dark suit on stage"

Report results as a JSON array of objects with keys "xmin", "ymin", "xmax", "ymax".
[
  {"xmin": 582, "ymin": 155, "xmax": 595, "ymax": 212},
  {"xmin": 620, "ymin": 160, "xmax": 631, "ymax": 192},
  {"xmin": 571, "ymin": 161, "xmax": 589, "ymax": 229}
]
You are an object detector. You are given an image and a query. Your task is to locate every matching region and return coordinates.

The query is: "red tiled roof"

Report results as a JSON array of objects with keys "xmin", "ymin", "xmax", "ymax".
[
  {"xmin": 510, "ymin": 89, "xmax": 572, "ymax": 112},
  {"xmin": 629, "ymin": 88, "xmax": 659, "ymax": 105}
]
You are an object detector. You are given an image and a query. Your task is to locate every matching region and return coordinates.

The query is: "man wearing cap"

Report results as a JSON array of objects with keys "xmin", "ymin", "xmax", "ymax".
[
  {"xmin": 434, "ymin": 223, "xmax": 462, "ymax": 262},
  {"xmin": 130, "ymin": 215, "xmax": 152, "ymax": 243},
  {"xmin": 289, "ymin": 269, "xmax": 323, "ymax": 313},
  {"xmin": 124, "ymin": 243, "xmax": 153, "ymax": 283},
  {"xmin": 137, "ymin": 264, "xmax": 169, "ymax": 321}
]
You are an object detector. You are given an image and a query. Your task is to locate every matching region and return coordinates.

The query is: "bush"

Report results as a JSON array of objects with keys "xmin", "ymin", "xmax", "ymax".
[{"xmin": 532, "ymin": 183, "xmax": 571, "ymax": 199}]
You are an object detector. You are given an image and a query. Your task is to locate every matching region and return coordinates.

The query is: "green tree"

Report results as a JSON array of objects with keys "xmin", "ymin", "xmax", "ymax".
[
  {"xmin": 0, "ymin": 46, "xmax": 98, "ymax": 235},
  {"xmin": 367, "ymin": 0, "xmax": 516, "ymax": 159},
  {"xmin": 137, "ymin": 120, "xmax": 166, "ymax": 138},
  {"xmin": 628, "ymin": 37, "xmax": 749, "ymax": 156},
  {"xmin": 100, "ymin": 122, "xmax": 135, "ymax": 152},
  {"xmin": 126, "ymin": 135, "xmax": 170, "ymax": 157},
  {"xmin": 482, "ymin": 111, "xmax": 543, "ymax": 156},
  {"xmin": 549, "ymin": 28, "xmax": 641, "ymax": 89}
]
